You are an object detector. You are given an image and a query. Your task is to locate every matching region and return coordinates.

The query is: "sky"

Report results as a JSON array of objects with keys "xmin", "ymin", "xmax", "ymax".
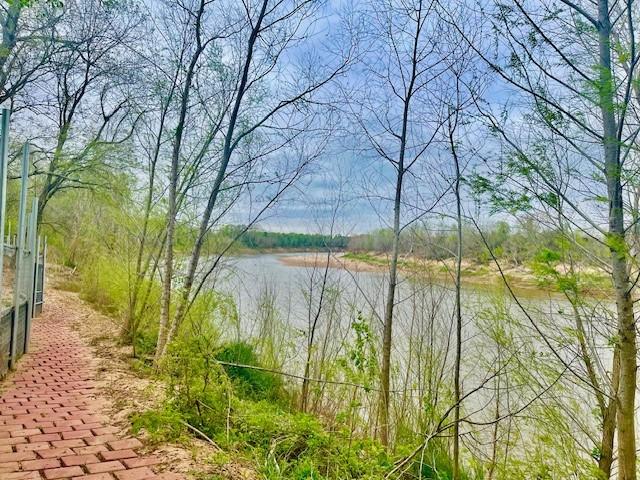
[
  {"xmin": 223, "ymin": 0, "xmax": 487, "ymax": 235},
  {"xmin": 236, "ymin": 0, "xmax": 609, "ymax": 237}
]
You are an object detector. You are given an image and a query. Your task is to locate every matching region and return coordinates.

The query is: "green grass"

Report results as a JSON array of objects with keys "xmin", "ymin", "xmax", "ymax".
[
  {"xmin": 342, "ymin": 252, "xmax": 388, "ymax": 266},
  {"xmin": 215, "ymin": 342, "xmax": 284, "ymax": 403}
]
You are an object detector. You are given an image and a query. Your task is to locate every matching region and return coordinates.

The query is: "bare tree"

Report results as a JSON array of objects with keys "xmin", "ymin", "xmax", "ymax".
[
  {"xmin": 121, "ymin": 5, "xmax": 186, "ymax": 345},
  {"xmin": 448, "ymin": 90, "xmax": 464, "ymax": 480},
  {"xmin": 299, "ymin": 173, "xmax": 347, "ymax": 412},
  {"xmin": 347, "ymin": 0, "xmax": 452, "ymax": 446},
  {"xmin": 153, "ymin": 0, "xmax": 225, "ymax": 365}
]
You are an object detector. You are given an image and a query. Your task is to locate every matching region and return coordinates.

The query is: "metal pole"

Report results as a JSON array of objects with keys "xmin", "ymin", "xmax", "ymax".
[
  {"xmin": 24, "ymin": 199, "xmax": 37, "ymax": 353},
  {"xmin": 10, "ymin": 143, "xmax": 29, "ymax": 368},
  {"xmin": 34, "ymin": 234, "xmax": 41, "ymax": 310},
  {"xmin": 0, "ymin": 109, "xmax": 10, "ymax": 308},
  {"xmin": 42, "ymin": 236, "xmax": 47, "ymax": 309}
]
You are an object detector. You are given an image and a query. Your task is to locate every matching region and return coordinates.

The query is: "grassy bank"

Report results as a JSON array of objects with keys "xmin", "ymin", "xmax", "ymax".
[{"xmin": 340, "ymin": 251, "xmax": 612, "ymax": 298}]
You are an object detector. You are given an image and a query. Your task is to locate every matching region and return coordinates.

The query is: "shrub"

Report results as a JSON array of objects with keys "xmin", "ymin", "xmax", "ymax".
[
  {"xmin": 226, "ymin": 398, "xmax": 390, "ymax": 479},
  {"xmin": 215, "ymin": 342, "xmax": 283, "ymax": 403},
  {"xmin": 131, "ymin": 407, "xmax": 185, "ymax": 444}
]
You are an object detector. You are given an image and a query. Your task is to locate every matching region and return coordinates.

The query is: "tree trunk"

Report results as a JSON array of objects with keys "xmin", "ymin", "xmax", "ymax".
[
  {"xmin": 379, "ymin": 166, "xmax": 403, "ymax": 447},
  {"xmin": 451, "ymin": 119, "xmax": 463, "ymax": 480},
  {"xmin": 301, "ymin": 250, "xmax": 331, "ymax": 412},
  {"xmin": 377, "ymin": 1, "xmax": 423, "ymax": 444},
  {"xmin": 570, "ymin": 297, "xmax": 618, "ymax": 479},
  {"xmin": 612, "ymin": 263, "xmax": 635, "ymax": 480},
  {"xmin": 597, "ymin": 2, "xmax": 636, "ymax": 478},
  {"xmin": 155, "ymin": 153, "xmax": 177, "ymax": 364},
  {"xmin": 487, "ymin": 350, "xmax": 501, "ymax": 480},
  {"xmin": 154, "ymin": 0, "xmax": 208, "ymax": 365},
  {"xmin": 125, "ymin": 117, "xmax": 162, "ymax": 343},
  {"xmin": 599, "ymin": 348, "xmax": 619, "ymax": 479}
]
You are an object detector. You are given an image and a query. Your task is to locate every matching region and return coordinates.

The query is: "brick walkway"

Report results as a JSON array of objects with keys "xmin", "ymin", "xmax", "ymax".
[{"xmin": 0, "ymin": 308, "xmax": 182, "ymax": 479}]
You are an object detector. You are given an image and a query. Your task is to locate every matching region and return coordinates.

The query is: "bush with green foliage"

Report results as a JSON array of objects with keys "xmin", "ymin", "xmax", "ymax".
[
  {"xmin": 215, "ymin": 342, "xmax": 284, "ymax": 403},
  {"xmin": 144, "ymin": 337, "xmax": 389, "ymax": 479},
  {"xmin": 136, "ymin": 324, "xmax": 475, "ymax": 479}
]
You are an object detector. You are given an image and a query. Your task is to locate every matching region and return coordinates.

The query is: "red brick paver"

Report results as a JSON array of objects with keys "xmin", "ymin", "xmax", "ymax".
[{"xmin": 0, "ymin": 311, "xmax": 183, "ymax": 479}]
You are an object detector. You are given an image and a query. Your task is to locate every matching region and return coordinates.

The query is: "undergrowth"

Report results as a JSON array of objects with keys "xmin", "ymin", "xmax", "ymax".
[
  {"xmin": 129, "ymin": 327, "xmax": 462, "ymax": 479},
  {"xmin": 53, "ymin": 256, "xmax": 468, "ymax": 479}
]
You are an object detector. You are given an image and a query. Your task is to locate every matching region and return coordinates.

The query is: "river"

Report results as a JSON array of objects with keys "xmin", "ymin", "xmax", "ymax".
[
  {"xmin": 209, "ymin": 252, "xmax": 613, "ymax": 467},
  {"xmin": 216, "ymin": 252, "xmax": 551, "ymax": 336},
  {"xmin": 213, "ymin": 252, "xmax": 570, "ymax": 379}
]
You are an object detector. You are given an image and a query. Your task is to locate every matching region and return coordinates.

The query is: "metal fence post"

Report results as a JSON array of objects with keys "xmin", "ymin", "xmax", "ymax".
[
  {"xmin": 10, "ymin": 144, "xmax": 29, "ymax": 369},
  {"xmin": 33, "ymin": 235, "xmax": 41, "ymax": 311},
  {"xmin": 24, "ymin": 199, "xmax": 37, "ymax": 353},
  {"xmin": 0, "ymin": 109, "xmax": 9, "ymax": 308},
  {"xmin": 42, "ymin": 236, "xmax": 47, "ymax": 308}
]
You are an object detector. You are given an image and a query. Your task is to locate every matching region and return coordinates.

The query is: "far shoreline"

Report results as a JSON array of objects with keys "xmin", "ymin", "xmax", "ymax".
[{"xmin": 274, "ymin": 251, "xmax": 612, "ymax": 299}]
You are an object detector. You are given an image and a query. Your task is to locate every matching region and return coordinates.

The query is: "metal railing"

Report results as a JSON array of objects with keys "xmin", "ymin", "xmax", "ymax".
[{"xmin": 0, "ymin": 109, "xmax": 46, "ymax": 375}]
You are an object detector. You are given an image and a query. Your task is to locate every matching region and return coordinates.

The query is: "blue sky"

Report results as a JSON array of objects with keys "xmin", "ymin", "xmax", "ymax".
[{"xmin": 223, "ymin": 0, "xmax": 526, "ymax": 235}]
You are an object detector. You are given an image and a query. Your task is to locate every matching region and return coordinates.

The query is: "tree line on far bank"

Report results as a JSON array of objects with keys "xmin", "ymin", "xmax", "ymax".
[
  {"xmin": 223, "ymin": 221, "xmax": 605, "ymax": 268},
  {"xmin": 221, "ymin": 225, "xmax": 349, "ymax": 251},
  {"xmin": 327, "ymin": 221, "xmax": 604, "ymax": 267}
]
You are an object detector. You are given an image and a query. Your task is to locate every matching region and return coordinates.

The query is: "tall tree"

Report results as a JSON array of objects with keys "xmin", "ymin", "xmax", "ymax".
[
  {"xmin": 153, "ymin": 0, "xmax": 351, "ymax": 361},
  {"xmin": 153, "ymin": 0, "xmax": 220, "ymax": 365},
  {"xmin": 348, "ymin": 0, "xmax": 453, "ymax": 446},
  {"xmin": 16, "ymin": 0, "xmax": 142, "ymax": 223},
  {"xmin": 448, "ymin": 89, "xmax": 464, "ymax": 480}
]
